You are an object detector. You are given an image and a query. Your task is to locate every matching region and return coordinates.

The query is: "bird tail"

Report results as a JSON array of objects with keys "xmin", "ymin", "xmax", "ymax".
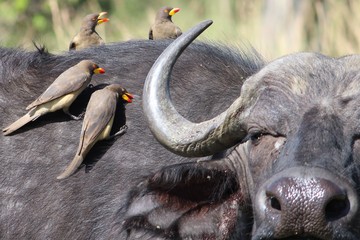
[
  {"xmin": 2, "ymin": 112, "xmax": 39, "ymax": 136},
  {"xmin": 57, "ymin": 154, "xmax": 84, "ymax": 180}
]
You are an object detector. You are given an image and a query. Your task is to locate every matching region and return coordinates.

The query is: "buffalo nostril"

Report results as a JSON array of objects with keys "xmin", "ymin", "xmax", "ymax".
[
  {"xmin": 267, "ymin": 193, "xmax": 282, "ymax": 211},
  {"xmin": 325, "ymin": 195, "xmax": 350, "ymax": 221},
  {"xmin": 255, "ymin": 168, "xmax": 359, "ymax": 239}
]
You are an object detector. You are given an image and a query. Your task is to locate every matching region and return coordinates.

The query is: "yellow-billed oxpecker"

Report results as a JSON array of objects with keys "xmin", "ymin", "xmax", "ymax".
[
  {"xmin": 149, "ymin": 7, "xmax": 182, "ymax": 40},
  {"xmin": 69, "ymin": 12, "xmax": 109, "ymax": 50},
  {"xmin": 56, "ymin": 84, "xmax": 133, "ymax": 180},
  {"xmin": 2, "ymin": 60, "xmax": 105, "ymax": 136}
]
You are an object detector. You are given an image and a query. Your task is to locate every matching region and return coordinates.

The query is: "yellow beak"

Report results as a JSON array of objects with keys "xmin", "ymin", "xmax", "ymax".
[
  {"xmin": 97, "ymin": 12, "xmax": 109, "ymax": 25},
  {"xmin": 169, "ymin": 8, "xmax": 180, "ymax": 16},
  {"xmin": 122, "ymin": 93, "xmax": 134, "ymax": 103},
  {"xmin": 93, "ymin": 67, "xmax": 105, "ymax": 74}
]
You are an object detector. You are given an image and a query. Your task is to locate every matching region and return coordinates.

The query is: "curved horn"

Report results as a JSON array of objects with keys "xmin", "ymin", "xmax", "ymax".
[{"xmin": 143, "ymin": 20, "xmax": 250, "ymax": 157}]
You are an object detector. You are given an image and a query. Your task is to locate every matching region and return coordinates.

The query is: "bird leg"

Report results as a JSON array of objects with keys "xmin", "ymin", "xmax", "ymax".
[
  {"xmin": 109, "ymin": 124, "xmax": 128, "ymax": 139},
  {"xmin": 63, "ymin": 108, "xmax": 84, "ymax": 120}
]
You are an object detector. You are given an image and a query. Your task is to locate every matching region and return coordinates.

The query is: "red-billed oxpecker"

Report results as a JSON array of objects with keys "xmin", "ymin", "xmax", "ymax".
[
  {"xmin": 149, "ymin": 7, "xmax": 182, "ymax": 40},
  {"xmin": 69, "ymin": 12, "xmax": 109, "ymax": 50},
  {"xmin": 2, "ymin": 60, "xmax": 105, "ymax": 135},
  {"xmin": 56, "ymin": 84, "xmax": 133, "ymax": 180}
]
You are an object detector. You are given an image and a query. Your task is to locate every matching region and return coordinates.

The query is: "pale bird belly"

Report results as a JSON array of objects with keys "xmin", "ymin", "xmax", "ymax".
[
  {"xmin": 98, "ymin": 116, "xmax": 115, "ymax": 141},
  {"xmin": 80, "ymin": 117, "xmax": 115, "ymax": 156},
  {"xmin": 33, "ymin": 90, "xmax": 83, "ymax": 115}
]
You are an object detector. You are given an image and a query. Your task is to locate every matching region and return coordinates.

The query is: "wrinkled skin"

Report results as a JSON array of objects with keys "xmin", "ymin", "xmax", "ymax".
[
  {"xmin": 127, "ymin": 24, "xmax": 360, "ymax": 239},
  {"xmin": 244, "ymin": 54, "xmax": 360, "ymax": 239},
  {"xmin": 2, "ymin": 36, "xmax": 360, "ymax": 239},
  {"xmin": 124, "ymin": 49, "xmax": 360, "ymax": 239},
  {"xmin": 0, "ymin": 41, "xmax": 261, "ymax": 239}
]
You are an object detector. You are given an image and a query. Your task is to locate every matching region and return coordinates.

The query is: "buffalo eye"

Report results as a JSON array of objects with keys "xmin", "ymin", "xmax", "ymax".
[{"xmin": 250, "ymin": 132, "xmax": 265, "ymax": 146}]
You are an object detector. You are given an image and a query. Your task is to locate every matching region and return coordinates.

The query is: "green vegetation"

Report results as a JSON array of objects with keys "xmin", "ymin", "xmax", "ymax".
[{"xmin": 1, "ymin": 0, "xmax": 359, "ymax": 58}]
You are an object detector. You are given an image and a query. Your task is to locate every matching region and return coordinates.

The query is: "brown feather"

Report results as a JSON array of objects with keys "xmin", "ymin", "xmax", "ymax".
[
  {"xmin": 2, "ymin": 112, "xmax": 39, "ymax": 136},
  {"xmin": 26, "ymin": 61, "xmax": 92, "ymax": 110},
  {"xmin": 149, "ymin": 7, "xmax": 182, "ymax": 40},
  {"xmin": 56, "ymin": 86, "xmax": 119, "ymax": 179}
]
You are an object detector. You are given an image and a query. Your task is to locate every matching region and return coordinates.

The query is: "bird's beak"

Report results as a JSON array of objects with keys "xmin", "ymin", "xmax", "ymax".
[
  {"xmin": 97, "ymin": 12, "xmax": 109, "ymax": 25},
  {"xmin": 93, "ymin": 67, "xmax": 105, "ymax": 74},
  {"xmin": 122, "ymin": 92, "xmax": 134, "ymax": 103},
  {"xmin": 169, "ymin": 8, "xmax": 180, "ymax": 16}
]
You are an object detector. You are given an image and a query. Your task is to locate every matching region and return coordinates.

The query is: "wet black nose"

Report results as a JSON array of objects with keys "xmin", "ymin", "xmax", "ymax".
[
  {"xmin": 267, "ymin": 177, "xmax": 350, "ymax": 221},
  {"xmin": 254, "ymin": 168, "xmax": 358, "ymax": 239}
]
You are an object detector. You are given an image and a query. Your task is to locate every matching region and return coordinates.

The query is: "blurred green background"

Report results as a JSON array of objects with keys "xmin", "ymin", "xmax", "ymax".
[{"xmin": 1, "ymin": 0, "xmax": 360, "ymax": 59}]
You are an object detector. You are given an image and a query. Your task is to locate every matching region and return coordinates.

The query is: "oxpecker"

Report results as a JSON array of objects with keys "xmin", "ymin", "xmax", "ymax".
[
  {"xmin": 149, "ymin": 7, "xmax": 182, "ymax": 40},
  {"xmin": 57, "ymin": 84, "xmax": 133, "ymax": 180},
  {"xmin": 69, "ymin": 12, "xmax": 109, "ymax": 50},
  {"xmin": 2, "ymin": 60, "xmax": 105, "ymax": 135}
]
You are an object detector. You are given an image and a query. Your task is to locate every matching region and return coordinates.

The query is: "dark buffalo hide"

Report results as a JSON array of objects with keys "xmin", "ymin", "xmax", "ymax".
[
  {"xmin": 2, "ymin": 27, "xmax": 360, "ymax": 239},
  {"xmin": 0, "ymin": 40, "xmax": 262, "ymax": 239}
]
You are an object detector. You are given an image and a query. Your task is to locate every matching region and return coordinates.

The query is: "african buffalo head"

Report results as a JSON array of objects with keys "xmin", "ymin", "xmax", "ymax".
[{"xmin": 123, "ymin": 21, "xmax": 360, "ymax": 239}]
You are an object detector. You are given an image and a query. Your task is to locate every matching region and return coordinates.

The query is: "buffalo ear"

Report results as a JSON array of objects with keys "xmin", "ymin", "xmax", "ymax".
[
  {"xmin": 121, "ymin": 160, "xmax": 243, "ymax": 239},
  {"xmin": 147, "ymin": 161, "xmax": 239, "ymax": 203}
]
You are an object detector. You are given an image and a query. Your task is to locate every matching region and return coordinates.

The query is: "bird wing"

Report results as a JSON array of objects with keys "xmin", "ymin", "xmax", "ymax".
[
  {"xmin": 69, "ymin": 41, "xmax": 77, "ymax": 50},
  {"xmin": 70, "ymin": 32, "xmax": 103, "ymax": 50},
  {"xmin": 69, "ymin": 33, "xmax": 81, "ymax": 50},
  {"xmin": 77, "ymin": 89, "xmax": 117, "ymax": 155},
  {"xmin": 149, "ymin": 27, "xmax": 154, "ymax": 40},
  {"xmin": 175, "ymin": 26, "xmax": 182, "ymax": 38},
  {"xmin": 151, "ymin": 22, "xmax": 182, "ymax": 40},
  {"xmin": 26, "ymin": 68, "xmax": 91, "ymax": 110}
]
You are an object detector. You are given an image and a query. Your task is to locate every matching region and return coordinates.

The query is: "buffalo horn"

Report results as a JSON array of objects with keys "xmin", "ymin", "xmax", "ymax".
[{"xmin": 143, "ymin": 20, "xmax": 250, "ymax": 157}]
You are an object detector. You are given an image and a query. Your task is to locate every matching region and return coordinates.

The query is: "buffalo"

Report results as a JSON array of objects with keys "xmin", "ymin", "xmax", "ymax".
[{"xmin": 1, "ymin": 20, "xmax": 360, "ymax": 239}]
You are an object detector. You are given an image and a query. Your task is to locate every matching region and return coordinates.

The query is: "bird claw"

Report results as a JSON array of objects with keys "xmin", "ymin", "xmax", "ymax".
[
  {"xmin": 78, "ymin": 112, "xmax": 85, "ymax": 118},
  {"xmin": 109, "ymin": 124, "xmax": 128, "ymax": 139},
  {"xmin": 67, "ymin": 112, "xmax": 84, "ymax": 120}
]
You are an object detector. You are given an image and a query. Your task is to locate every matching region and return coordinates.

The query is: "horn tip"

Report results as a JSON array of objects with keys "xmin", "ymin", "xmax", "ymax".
[{"xmin": 203, "ymin": 19, "xmax": 213, "ymax": 26}]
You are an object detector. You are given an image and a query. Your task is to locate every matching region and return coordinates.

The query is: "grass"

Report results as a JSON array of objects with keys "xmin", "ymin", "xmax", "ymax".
[{"xmin": 0, "ymin": 0, "xmax": 360, "ymax": 59}]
